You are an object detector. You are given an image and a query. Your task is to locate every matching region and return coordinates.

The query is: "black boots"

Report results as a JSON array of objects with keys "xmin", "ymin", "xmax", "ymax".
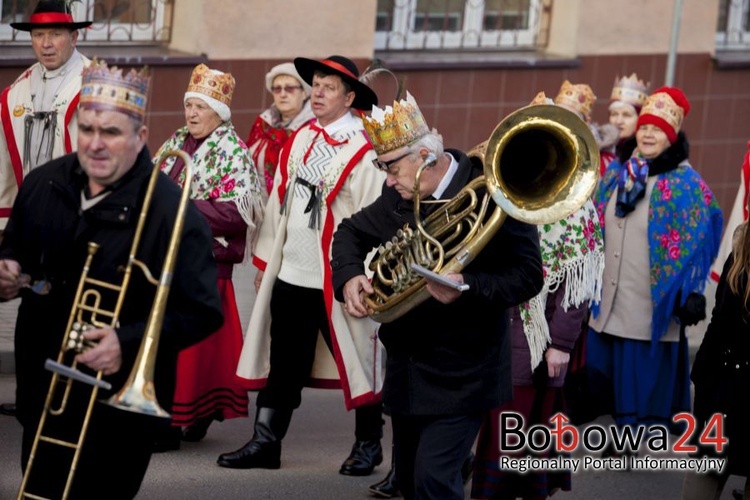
[
  {"xmin": 340, "ymin": 404, "xmax": 384, "ymax": 476},
  {"xmin": 339, "ymin": 439, "xmax": 383, "ymax": 476},
  {"xmin": 368, "ymin": 447, "xmax": 399, "ymax": 498},
  {"xmin": 182, "ymin": 411, "xmax": 224, "ymax": 442},
  {"xmin": 216, "ymin": 407, "xmax": 292, "ymax": 469}
]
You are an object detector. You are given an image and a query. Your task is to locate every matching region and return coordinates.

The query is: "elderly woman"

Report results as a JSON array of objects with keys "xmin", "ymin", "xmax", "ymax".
[
  {"xmin": 587, "ymin": 87, "xmax": 723, "ymax": 452},
  {"xmin": 608, "ymin": 73, "xmax": 650, "ymax": 166},
  {"xmin": 153, "ymin": 64, "xmax": 264, "ymax": 450},
  {"xmin": 246, "ymin": 62, "xmax": 314, "ymax": 197}
]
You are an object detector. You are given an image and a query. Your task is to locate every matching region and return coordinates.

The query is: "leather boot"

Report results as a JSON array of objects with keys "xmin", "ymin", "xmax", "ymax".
[
  {"xmin": 368, "ymin": 446, "xmax": 400, "ymax": 498},
  {"xmin": 216, "ymin": 407, "xmax": 292, "ymax": 469},
  {"xmin": 182, "ymin": 416, "xmax": 213, "ymax": 442},
  {"xmin": 340, "ymin": 439, "xmax": 383, "ymax": 476},
  {"xmin": 340, "ymin": 404, "xmax": 384, "ymax": 476}
]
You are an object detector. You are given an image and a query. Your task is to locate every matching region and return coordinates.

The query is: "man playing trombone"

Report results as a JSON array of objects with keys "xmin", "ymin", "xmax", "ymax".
[{"xmin": 0, "ymin": 59, "xmax": 223, "ymax": 500}]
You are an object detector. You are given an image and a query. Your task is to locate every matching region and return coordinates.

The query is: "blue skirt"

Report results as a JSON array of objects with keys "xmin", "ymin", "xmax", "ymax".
[{"xmin": 586, "ymin": 328, "xmax": 690, "ymax": 430}]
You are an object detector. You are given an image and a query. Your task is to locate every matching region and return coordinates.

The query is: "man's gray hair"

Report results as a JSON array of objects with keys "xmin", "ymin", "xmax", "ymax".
[{"xmin": 410, "ymin": 131, "xmax": 444, "ymax": 157}]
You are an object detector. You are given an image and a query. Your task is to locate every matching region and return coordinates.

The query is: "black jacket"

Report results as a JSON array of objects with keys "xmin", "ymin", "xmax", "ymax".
[
  {"xmin": 331, "ymin": 149, "xmax": 543, "ymax": 416},
  {"xmin": 691, "ymin": 254, "xmax": 750, "ymax": 476},
  {"xmin": 0, "ymin": 147, "xmax": 223, "ymax": 498}
]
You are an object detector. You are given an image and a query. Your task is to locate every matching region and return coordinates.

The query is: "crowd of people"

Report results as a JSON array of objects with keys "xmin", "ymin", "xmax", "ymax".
[{"xmin": 0, "ymin": 1, "xmax": 748, "ymax": 499}]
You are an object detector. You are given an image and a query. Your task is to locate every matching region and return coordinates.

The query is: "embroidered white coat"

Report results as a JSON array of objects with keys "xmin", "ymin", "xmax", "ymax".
[
  {"xmin": 0, "ymin": 55, "xmax": 91, "ymax": 229},
  {"xmin": 236, "ymin": 118, "xmax": 386, "ymax": 410}
]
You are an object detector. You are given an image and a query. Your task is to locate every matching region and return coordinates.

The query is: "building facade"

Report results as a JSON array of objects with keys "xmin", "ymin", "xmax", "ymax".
[{"xmin": 1, "ymin": 0, "xmax": 748, "ymax": 218}]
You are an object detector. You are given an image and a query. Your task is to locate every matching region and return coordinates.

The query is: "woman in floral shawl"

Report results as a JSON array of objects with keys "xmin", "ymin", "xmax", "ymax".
[
  {"xmin": 152, "ymin": 64, "xmax": 264, "ymax": 450},
  {"xmin": 587, "ymin": 87, "xmax": 723, "ymax": 446}
]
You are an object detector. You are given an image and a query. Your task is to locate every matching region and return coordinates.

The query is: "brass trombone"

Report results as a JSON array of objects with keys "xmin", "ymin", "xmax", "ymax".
[{"xmin": 17, "ymin": 150, "xmax": 194, "ymax": 500}]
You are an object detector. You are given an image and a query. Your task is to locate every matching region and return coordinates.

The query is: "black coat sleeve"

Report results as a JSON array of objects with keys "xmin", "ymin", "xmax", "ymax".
[
  {"xmin": 331, "ymin": 193, "xmax": 391, "ymax": 303},
  {"xmin": 460, "ymin": 216, "xmax": 544, "ymax": 310}
]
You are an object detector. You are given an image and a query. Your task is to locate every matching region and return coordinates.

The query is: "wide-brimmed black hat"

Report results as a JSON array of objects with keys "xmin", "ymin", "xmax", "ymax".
[
  {"xmin": 11, "ymin": 0, "xmax": 92, "ymax": 31},
  {"xmin": 294, "ymin": 55, "xmax": 378, "ymax": 111}
]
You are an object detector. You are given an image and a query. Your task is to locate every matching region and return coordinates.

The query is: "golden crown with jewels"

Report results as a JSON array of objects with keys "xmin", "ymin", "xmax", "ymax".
[
  {"xmin": 80, "ymin": 58, "xmax": 150, "ymax": 121},
  {"xmin": 186, "ymin": 63, "xmax": 235, "ymax": 106},
  {"xmin": 554, "ymin": 80, "xmax": 596, "ymax": 119},
  {"xmin": 362, "ymin": 92, "xmax": 430, "ymax": 155}
]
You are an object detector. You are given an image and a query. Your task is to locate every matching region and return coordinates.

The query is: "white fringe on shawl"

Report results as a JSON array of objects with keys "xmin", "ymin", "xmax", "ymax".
[{"xmin": 522, "ymin": 200, "xmax": 605, "ymax": 370}]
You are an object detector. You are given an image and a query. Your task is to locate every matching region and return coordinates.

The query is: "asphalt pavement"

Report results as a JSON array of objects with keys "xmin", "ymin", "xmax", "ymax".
[{"xmin": 0, "ymin": 264, "xmax": 746, "ymax": 499}]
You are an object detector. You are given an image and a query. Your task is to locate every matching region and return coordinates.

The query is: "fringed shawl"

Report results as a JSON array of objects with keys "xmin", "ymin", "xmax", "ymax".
[
  {"xmin": 594, "ymin": 158, "xmax": 723, "ymax": 343},
  {"xmin": 519, "ymin": 199, "xmax": 605, "ymax": 369},
  {"xmin": 155, "ymin": 122, "xmax": 264, "ymax": 254}
]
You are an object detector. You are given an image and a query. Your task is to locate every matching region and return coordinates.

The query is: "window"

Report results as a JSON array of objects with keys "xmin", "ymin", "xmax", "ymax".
[
  {"xmin": 375, "ymin": 0, "xmax": 548, "ymax": 51},
  {"xmin": 717, "ymin": 0, "xmax": 750, "ymax": 49},
  {"xmin": 0, "ymin": 0, "xmax": 172, "ymax": 43}
]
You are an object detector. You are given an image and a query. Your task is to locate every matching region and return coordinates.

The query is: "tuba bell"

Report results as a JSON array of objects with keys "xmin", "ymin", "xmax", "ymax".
[{"xmin": 365, "ymin": 104, "xmax": 600, "ymax": 323}]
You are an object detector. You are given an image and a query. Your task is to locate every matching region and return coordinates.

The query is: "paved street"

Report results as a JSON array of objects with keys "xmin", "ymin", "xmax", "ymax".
[{"xmin": 0, "ymin": 264, "xmax": 746, "ymax": 499}]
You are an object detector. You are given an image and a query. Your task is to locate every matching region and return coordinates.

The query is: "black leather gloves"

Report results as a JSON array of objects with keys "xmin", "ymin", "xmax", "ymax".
[{"xmin": 675, "ymin": 292, "xmax": 707, "ymax": 327}]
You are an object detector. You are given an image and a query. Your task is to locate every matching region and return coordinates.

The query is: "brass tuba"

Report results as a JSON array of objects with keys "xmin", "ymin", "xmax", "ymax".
[
  {"xmin": 365, "ymin": 104, "xmax": 600, "ymax": 323},
  {"xmin": 17, "ymin": 150, "xmax": 194, "ymax": 500}
]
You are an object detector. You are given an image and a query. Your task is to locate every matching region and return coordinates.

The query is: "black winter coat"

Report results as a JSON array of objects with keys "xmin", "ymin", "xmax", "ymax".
[
  {"xmin": 0, "ymin": 147, "xmax": 223, "ymax": 498},
  {"xmin": 331, "ymin": 149, "xmax": 543, "ymax": 416},
  {"xmin": 691, "ymin": 254, "xmax": 750, "ymax": 477}
]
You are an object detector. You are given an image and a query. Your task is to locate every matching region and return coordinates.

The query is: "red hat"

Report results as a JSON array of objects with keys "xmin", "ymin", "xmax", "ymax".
[{"xmin": 636, "ymin": 86, "xmax": 690, "ymax": 143}]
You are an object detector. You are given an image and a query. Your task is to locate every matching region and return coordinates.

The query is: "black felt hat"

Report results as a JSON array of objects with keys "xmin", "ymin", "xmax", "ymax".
[
  {"xmin": 294, "ymin": 55, "xmax": 378, "ymax": 111},
  {"xmin": 11, "ymin": 0, "xmax": 92, "ymax": 31}
]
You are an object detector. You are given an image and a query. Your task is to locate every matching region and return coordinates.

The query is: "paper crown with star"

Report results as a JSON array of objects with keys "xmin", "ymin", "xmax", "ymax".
[
  {"xmin": 362, "ymin": 92, "xmax": 430, "ymax": 155},
  {"xmin": 79, "ymin": 58, "xmax": 150, "ymax": 121}
]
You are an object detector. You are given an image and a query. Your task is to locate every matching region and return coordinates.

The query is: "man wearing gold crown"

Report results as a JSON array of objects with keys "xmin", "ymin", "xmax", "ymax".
[
  {"xmin": 0, "ymin": 0, "xmax": 92, "ymax": 233},
  {"xmin": 221, "ymin": 55, "xmax": 387, "ymax": 477},
  {"xmin": 330, "ymin": 92, "xmax": 544, "ymax": 499},
  {"xmin": 0, "ymin": 59, "xmax": 222, "ymax": 499}
]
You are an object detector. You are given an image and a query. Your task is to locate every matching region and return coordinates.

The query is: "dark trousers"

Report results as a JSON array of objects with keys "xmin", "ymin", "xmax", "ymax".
[
  {"xmin": 258, "ymin": 279, "xmax": 382, "ymax": 440},
  {"xmin": 392, "ymin": 412, "xmax": 481, "ymax": 500}
]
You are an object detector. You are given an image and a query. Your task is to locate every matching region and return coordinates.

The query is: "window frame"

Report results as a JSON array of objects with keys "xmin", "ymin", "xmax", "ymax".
[
  {"xmin": 716, "ymin": 0, "xmax": 750, "ymax": 50},
  {"xmin": 375, "ymin": 0, "xmax": 542, "ymax": 51}
]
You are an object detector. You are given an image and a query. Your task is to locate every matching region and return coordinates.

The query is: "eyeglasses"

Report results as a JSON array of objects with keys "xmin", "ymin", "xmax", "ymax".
[
  {"xmin": 271, "ymin": 85, "xmax": 303, "ymax": 94},
  {"xmin": 373, "ymin": 152, "xmax": 412, "ymax": 173}
]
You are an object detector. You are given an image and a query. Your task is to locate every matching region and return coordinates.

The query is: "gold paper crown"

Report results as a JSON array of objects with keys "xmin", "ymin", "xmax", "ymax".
[
  {"xmin": 610, "ymin": 73, "xmax": 650, "ymax": 108},
  {"xmin": 362, "ymin": 92, "xmax": 430, "ymax": 155},
  {"xmin": 529, "ymin": 91, "xmax": 551, "ymax": 106},
  {"xmin": 641, "ymin": 92, "xmax": 684, "ymax": 134},
  {"xmin": 186, "ymin": 64, "xmax": 235, "ymax": 106},
  {"xmin": 554, "ymin": 80, "xmax": 596, "ymax": 119},
  {"xmin": 80, "ymin": 58, "xmax": 150, "ymax": 121}
]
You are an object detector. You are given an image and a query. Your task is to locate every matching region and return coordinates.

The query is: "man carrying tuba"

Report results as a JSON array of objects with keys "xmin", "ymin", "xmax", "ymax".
[
  {"xmin": 331, "ymin": 92, "xmax": 544, "ymax": 499},
  {"xmin": 0, "ymin": 59, "xmax": 222, "ymax": 500}
]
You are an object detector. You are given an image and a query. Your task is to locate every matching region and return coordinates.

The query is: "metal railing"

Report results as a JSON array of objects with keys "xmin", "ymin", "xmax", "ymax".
[
  {"xmin": 716, "ymin": 0, "xmax": 750, "ymax": 49},
  {"xmin": 0, "ymin": 0, "xmax": 173, "ymax": 44},
  {"xmin": 374, "ymin": 0, "xmax": 552, "ymax": 51}
]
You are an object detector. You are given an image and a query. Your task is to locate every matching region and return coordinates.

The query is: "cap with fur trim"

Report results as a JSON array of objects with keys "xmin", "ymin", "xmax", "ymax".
[
  {"xmin": 637, "ymin": 86, "xmax": 690, "ymax": 144},
  {"xmin": 293, "ymin": 55, "xmax": 377, "ymax": 111},
  {"xmin": 265, "ymin": 62, "xmax": 311, "ymax": 97}
]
